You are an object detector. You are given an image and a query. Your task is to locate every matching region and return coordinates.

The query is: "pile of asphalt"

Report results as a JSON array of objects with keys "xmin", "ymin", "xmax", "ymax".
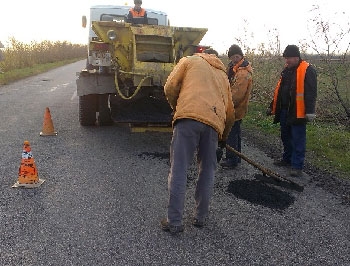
[{"xmin": 242, "ymin": 127, "xmax": 350, "ymax": 204}]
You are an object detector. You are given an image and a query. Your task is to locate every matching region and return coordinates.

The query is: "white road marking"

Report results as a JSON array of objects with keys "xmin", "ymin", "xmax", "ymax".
[{"xmin": 71, "ymin": 91, "xmax": 77, "ymax": 101}]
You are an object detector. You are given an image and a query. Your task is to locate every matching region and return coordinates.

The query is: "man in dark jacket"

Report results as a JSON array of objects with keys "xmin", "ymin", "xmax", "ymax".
[{"xmin": 267, "ymin": 44, "xmax": 317, "ymax": 177}]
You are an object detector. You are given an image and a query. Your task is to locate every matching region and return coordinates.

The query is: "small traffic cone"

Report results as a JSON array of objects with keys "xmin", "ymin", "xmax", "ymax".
[
  {"xmin": 40, "ymin": 107, "xmax": 57, "ymax": 136},
  {"xmin": 12, "ymin": 140, "xmax": 45, "ymax": 188}
]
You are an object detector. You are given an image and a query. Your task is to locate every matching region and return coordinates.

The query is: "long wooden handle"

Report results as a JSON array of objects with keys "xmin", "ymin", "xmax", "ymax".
[{"xmin": 225, "ymin": 145, "xmax": 299, "ymax": 186}]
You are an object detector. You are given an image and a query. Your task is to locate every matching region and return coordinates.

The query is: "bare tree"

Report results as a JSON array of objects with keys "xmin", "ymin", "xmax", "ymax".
[{"xmin": 306, "ymin": 5, "xmax": 350, "ymax": 125}]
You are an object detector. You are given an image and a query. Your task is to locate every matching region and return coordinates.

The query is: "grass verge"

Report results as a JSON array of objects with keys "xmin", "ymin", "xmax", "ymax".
[
  {"xmin": 0, "ymin": 59, "xmax": 82, "ymax": 85},
  {"xmin": 243, "ymin": 102, "xmax": 350, "ymax": 180}
]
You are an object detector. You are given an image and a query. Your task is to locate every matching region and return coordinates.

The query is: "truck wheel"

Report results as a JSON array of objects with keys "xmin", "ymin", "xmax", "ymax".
[
  {"xmin": 79, "ymin": 95, "xmax": 97, "ymax": 126},
  {"xmin": 98, "ymin": 94, "xmax": 113, "ymax": 126}
]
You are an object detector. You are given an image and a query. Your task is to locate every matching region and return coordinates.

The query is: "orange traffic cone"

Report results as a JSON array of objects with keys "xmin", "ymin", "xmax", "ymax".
[
  {"xmin": 40, "ymin": 107, "xmax": 57, "ymax": 136},
  {"xmin": 12, "ymin": 140, "xmax": 45, "ymax": 188}
]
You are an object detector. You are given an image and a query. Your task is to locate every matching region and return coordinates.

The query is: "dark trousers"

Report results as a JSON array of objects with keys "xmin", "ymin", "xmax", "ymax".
[
  {"xmin": 225, "ymin": 119, "xmax": 242, "ymax": 165},
  {"xmin": 279, "ymin": 109, "xmax": 306, "ymax": 169},
  {"xmin": 167, "ymin": 119, "xmax": 218, "ymax": 226}
]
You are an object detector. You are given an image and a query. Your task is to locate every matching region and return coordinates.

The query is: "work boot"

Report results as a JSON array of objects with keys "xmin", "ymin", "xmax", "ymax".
[
  {"xmin": 220, "ymin": 159, "xmax": 238, "ymax": 169},
  {"xmin": 273, "ymin": 159, "xmax": 291, "ymax": 167},
  {"xmin": 160, "ymin": 218, "xmax": 184, "ymax": 235},
  {"xmin": 290, "ymin": 168, "xmax": 303, "ymax": 177},
  {"xmin": 192, "ymin": 218, "xmax": 205, "ymax": 228}
]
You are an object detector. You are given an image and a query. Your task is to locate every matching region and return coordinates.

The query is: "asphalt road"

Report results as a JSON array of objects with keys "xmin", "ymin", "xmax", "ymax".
[{"xmin": 0, "ymin": 61, "xmax": 349, "ymax": 266}]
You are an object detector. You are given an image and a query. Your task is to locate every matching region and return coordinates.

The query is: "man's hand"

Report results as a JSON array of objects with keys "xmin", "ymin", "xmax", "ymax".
[
  {"xmin": 218, "ymin": 141, "xmax": 226, "ymax": 149},
  {"xmin": 216, "ymin": 141, "xmax": 226, "ymax": 163},
  {"xmin": 306, "ymin": 114, "xmax": 316, "ymax": 122},
  {"xmin": 266, "ymin": 107, "xmax": 272, "ymax": 116},
  {"xmin": 216, "ymin": 148, "xmax": 224, "ymax": 163}
]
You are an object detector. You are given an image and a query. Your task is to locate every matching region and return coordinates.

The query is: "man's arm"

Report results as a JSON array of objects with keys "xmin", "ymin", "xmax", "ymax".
[
  {"xmin": 143, "ymin": 10, "xmax": 148, "ymax": 22},
  {"xmin": 304, "ymin": 65, "xmax": 317, "ymax": 114},
  {"xmin": 231, "ymin": 69, "xmax": 252, "ymax": 107},
  {"xmin": 164, "ymin": 57, "xmax": 187, "ymax": 110},
  {"xmin": 126, "ymin": 11, "xmax": 133, "ymax": 22},
  {"xmin": 221, "ymin": 83, "xmax": 235, "ymax": 141}
]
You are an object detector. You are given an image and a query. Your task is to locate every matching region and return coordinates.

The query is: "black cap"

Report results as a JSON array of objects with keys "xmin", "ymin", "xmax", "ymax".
[
  {"xmin": 228, "ymin": 44, "xmax": 243, "ymax": 57},
  {"xmin": 283, "ymin": 45, "xmax": 300, "ymax": 58}
]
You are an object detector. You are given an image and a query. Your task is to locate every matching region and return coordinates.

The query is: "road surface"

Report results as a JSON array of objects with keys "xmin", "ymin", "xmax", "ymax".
[{"xmin": 0, "ymin": 61, "xmax": 349, "ymax": 265}]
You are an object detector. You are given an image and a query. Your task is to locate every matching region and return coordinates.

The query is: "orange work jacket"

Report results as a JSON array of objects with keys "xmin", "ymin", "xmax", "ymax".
[
  {"xmin": 272, "ymin": 61, "xmax": 309, "ymax": 118},
  {"xmin": 129, "ymin": 8, "xmax": 146, "ymax": 17}
]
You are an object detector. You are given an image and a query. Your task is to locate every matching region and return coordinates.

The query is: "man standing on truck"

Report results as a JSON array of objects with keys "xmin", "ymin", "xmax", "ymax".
[
  {"xmin": 161, "ymin": 49, "xmax": 235, "ymax": 235},
  {"xmin": 127, "ymin": 0, "xmax": 148, "ymax": 24}
]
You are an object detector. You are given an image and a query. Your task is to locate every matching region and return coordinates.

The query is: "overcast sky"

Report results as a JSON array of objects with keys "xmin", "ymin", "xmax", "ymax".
[{"xmin": 1, "ymin": 0, "xmax": 349, "ymax": 54}]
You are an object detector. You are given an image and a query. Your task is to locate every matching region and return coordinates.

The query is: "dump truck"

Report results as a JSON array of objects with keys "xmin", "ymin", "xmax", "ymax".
[{"xmin": 76, "ymin": 5, "xmax": 208, "ymax": 126}]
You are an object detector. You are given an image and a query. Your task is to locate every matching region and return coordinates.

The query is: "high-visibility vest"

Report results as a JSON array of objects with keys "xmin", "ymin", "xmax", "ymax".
[
  {"xmin": 272, "ymin": 61, "xmax": 309, "ymax": 118},
  {"xmin": 129, "ymin": 8, "xmax": 146, "ymax": 17}
]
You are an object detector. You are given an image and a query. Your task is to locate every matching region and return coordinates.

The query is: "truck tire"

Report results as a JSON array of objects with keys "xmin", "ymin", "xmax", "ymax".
[
  {"xmin": 79, "ymin": 94, "xmax": 97, "ymax": 126},
  {"xmin": 97, "ymin": 94, "xmax": 113, "ymax": 126}
]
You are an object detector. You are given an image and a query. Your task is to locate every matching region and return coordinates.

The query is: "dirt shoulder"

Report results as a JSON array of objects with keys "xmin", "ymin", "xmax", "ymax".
[{"xmin": 242, "ymin": 126, "xmax": 350, "ymax": 205}]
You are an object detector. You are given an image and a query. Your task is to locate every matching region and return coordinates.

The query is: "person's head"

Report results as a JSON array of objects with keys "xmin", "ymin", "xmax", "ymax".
[
  {"xmin": 283, "ymin": 44, "xmax": 301, "ymax": 68},
  {"xmin": 134, "ymin": 0, "xmax": 142, "ymax": 7},
  {"xmin": 228, "ymin": 44, "xmax": 243, "ymax": 65},
  {"xmin": 203, "ymin": 48, "xmax": 218, "ymax": 57}
]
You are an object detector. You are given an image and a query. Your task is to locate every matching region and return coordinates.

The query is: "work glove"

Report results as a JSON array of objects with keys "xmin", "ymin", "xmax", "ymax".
[
  {"xmin": 216, "ymin": 148, "xmax": 224, "ymax": 163},
  {"xmin": 306, "ymin": 113, "xmax": 316, "ymax": 122},
  {"xmin": 218, "ymin": 141, "xmax": 226, "ymax": 149},
  {"xmin": 216, "ymin": 141, "xmax": 226, "ymax": 163}
]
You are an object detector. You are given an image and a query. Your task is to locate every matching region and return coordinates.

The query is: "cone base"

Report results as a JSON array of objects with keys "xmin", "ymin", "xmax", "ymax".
[
  {"xmin": 12, "ymin": 178, "xmax": 45, "ymax": 188},
  {"xmin": 40, "ymin": 132, "xmax": 57, "ymax": 136}
]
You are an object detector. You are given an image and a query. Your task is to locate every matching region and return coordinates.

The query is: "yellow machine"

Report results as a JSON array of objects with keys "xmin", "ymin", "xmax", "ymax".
[{"xmin": 76, "ymin": 5, "xmax": 208, "ymax": 126}]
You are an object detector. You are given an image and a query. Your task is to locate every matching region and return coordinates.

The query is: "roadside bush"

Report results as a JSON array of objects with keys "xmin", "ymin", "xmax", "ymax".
[{"xmin": 0, "ymin": 38, "xmax": 86, "ymax": 72}]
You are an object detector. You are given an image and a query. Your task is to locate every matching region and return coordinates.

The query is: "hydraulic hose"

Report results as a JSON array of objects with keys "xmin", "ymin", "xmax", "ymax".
[{"xmin": 114, "ymin": 72, "xmax": 151, "ymax": 100}]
